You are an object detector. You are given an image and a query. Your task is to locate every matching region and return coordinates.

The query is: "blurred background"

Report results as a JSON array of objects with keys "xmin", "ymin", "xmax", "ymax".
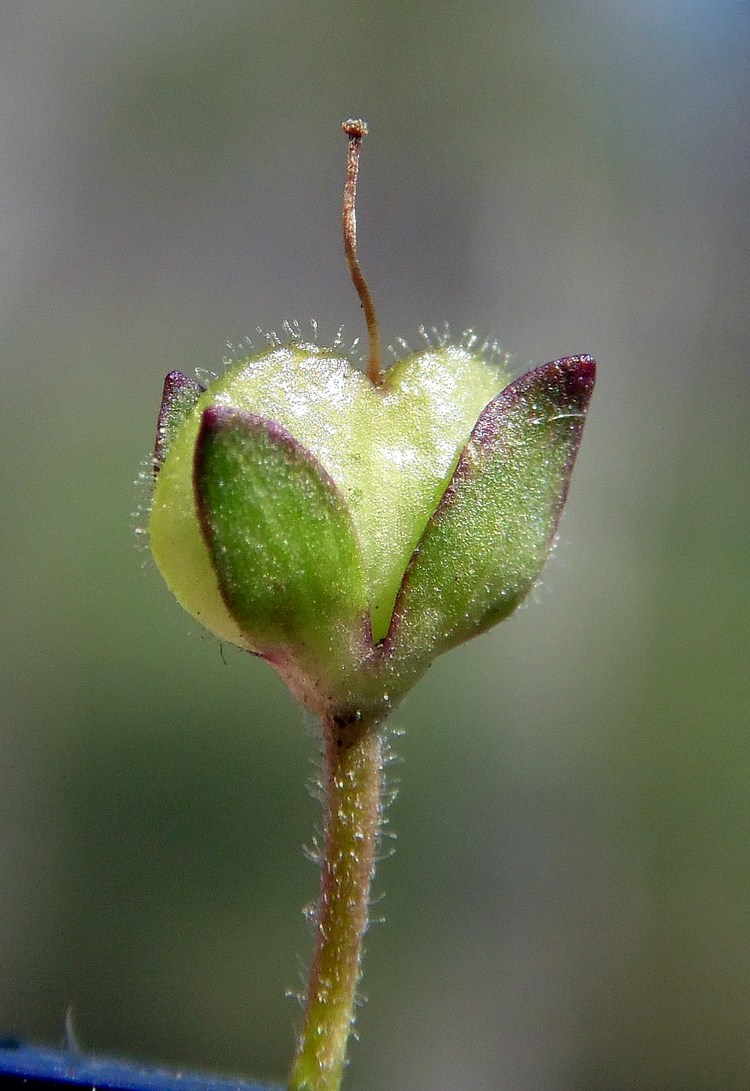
[{"xmin": 1, "ymin": 2, "xmax": 749, "ymax": 1089}]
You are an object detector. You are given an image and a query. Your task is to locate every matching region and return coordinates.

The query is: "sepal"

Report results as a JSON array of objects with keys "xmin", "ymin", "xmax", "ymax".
[
  {"xmin": 385, "ymin": 355, "xmax": 596, "ymax": 670},
  {"xmin": 154, "ymin": 371, "xmax": 205, "ymax": 473},
  {"xmin": 194, "ymin": 407, "xmax": 372, "ymax": 707}
]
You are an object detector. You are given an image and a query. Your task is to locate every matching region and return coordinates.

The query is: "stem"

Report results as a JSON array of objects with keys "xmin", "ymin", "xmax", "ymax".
[
  {"xmin": 341, "ymin": 119, "xmax": 383, "ymax": 387},
  {"xmin": 289, "ymin": 714, "xmax": 385, "ymax": 1091}
]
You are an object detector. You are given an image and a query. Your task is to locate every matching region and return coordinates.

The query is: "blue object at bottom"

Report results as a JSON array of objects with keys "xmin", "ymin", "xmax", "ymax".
[{"xmin": 0, "ymin": 1043, "xmax": 281, "ymax": 1091}]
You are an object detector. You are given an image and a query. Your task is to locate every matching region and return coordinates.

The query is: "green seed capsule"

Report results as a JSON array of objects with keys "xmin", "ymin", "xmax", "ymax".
[{"xmin": 148, "ymin": 121, "xmax": 595, "ymax": 721}]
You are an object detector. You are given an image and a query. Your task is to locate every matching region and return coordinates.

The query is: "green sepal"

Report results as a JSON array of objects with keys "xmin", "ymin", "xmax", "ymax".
[
  {"xmin": 194, "ymin": 406, "xmax": 372, "ymax": 692},
  {"xmin": 154, "ymin": 371, "xmax": 205, "ymax": 473},
  {"xmin": 385, "ymin": 355, "xmax": 596, "ymax": 669}
]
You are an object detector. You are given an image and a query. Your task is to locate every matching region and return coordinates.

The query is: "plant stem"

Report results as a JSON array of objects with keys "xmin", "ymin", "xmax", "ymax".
[{"xmin": 288, "ymin": 713, "xmax": 385, "ymax": 1091}]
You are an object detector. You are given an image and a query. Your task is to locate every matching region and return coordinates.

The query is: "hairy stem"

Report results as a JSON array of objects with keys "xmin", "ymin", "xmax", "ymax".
[{"xmin": 288, "ymin": 714, "xmax": 384, "ymax": 1091}]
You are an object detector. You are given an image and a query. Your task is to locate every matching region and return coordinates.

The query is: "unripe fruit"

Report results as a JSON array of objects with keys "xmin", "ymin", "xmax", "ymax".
[{"xmin": 149, "ymin": 121, "xmax": 595, "ymax": 721}]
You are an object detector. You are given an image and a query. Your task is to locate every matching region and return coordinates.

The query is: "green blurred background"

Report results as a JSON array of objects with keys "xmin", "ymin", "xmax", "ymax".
[{"xmin": 1, "ymin": 3, "xmax": 749, "ymax": 1089}]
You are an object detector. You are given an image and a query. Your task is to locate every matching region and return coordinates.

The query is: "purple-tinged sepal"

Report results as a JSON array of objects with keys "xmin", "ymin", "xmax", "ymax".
[
  {"xmin": 382, "ymin": 355, "xmax": 596, "ymax": 685},
  {"xmin": 193, "ymin": 406, "xmax": 372, "ymax": 713},
  {"xmin": 154, "ymin": 371, "xmax": 206, "ymax": 474}
]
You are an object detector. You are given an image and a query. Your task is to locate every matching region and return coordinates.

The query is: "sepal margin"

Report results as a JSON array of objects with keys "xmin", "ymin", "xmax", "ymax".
[{"xmin": 154, "ymin": 371, "xmax": 206, "ymax": 474}]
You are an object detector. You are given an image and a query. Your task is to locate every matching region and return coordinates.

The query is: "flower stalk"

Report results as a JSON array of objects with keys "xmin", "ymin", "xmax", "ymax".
[{"xmin": 289, "ymin": 714, "xmax": 385, "ymax": 1091}]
